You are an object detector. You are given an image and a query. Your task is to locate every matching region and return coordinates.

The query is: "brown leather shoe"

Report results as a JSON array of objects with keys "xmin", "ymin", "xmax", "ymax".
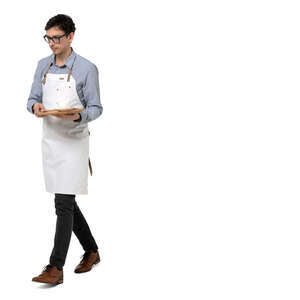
[
  {"xmin": 32, "ymin": 264, "xmax": 63, "ymax": 284},
  {"xmin": 74, "ymin": 250, "xmax": 100, "ymax": 273}
]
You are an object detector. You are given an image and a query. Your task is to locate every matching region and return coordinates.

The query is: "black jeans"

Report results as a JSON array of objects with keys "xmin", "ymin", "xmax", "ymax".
[{"xmin": 49, "ymin": 193, "xmax": 98, "ymax": 270}]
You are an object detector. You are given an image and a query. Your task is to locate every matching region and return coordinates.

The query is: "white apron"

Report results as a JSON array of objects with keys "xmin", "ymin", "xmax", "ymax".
[{"xmin": 41, "ymin": 58, "xmax": 91, "ymax": 195}]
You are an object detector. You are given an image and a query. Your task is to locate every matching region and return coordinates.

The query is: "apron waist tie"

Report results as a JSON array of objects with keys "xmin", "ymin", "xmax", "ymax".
[{"xmin": 88, "ymin": 130, "xmax": 93, "ymax": 176}]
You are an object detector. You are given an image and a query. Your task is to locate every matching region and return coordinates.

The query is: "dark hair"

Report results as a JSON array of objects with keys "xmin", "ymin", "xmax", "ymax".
[{"xmin": 45, "ymin": 14, "xmax": 76, "ymax": 35}]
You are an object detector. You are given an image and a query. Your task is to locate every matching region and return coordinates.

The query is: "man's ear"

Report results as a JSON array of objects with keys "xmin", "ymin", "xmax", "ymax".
[{"xmin": 68, "ymin": 32, "xmax": 74, "ymax": 43}]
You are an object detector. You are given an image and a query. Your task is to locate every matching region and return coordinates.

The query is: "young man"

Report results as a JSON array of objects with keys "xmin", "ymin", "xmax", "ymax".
[{"xmin": 27, "ymin": 14, "xmax": 103, "ymax": 285}]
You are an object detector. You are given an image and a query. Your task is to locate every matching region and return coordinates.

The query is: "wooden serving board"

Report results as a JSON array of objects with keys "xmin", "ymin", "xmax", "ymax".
[{"xmin": 39, "ymin": 108, "xmax": 83, "ymax": 116}]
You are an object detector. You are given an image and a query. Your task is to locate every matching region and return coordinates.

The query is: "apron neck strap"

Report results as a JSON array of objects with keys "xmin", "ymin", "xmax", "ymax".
[
  {"xmin": 67, "ymin": 67, "xmax": 72, "ymax": 82},
  {"xmin": 42, "ymin": 51, "xmax": 77, "ymax": 84},
  {"xmin": 67, "ymin": 54, "xmax": 76, "ymax": 82},
  {"xmin": 42, "ymin": 61, "xmax": 53, "ymax": 85}
]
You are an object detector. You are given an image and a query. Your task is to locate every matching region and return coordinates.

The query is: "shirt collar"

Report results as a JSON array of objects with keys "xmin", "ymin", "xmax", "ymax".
[{"xmin": 50, "ymin": 47, "xmax": 76, "ymax": 69}]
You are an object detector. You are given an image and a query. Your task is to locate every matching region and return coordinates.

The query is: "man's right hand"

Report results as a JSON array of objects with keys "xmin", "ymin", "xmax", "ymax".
[{"xmin": 33, "ymin": 103, "xmax": 46, "ymax": 117}]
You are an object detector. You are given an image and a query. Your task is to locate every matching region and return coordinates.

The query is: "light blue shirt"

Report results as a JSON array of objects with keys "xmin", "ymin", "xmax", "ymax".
[{"xmin": 27, "ymin": 48, "xmax": 103, "ymax": 125}]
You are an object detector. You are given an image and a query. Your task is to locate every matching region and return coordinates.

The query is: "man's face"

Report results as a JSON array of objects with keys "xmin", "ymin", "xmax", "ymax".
[{"xmin": 45, "ymin": 26, "xmax": 74, "ymax": 55}]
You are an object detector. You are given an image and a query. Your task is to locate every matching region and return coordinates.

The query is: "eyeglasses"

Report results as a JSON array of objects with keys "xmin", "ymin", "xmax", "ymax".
[{"xmin": 43, "ymin": 33, "xmax": 68, "ymax": 44}]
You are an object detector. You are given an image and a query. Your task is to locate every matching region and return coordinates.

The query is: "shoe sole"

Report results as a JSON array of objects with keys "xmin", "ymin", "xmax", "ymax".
[
  {"xmin": 32, "ymin": 277, "xmax": 63, "ymax": 284},
  {"xmin": 74, "ymin": 257, "xmax": 100, "ymax": 273}
]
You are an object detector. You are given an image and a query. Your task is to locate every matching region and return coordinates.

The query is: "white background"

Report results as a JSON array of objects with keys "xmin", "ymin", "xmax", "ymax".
[{"xmin": 0, "ymin": 0, "xmax": 299, "ymax": 299}]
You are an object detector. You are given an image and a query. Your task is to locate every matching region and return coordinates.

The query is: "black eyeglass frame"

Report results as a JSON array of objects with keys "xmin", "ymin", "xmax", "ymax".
[{"xmin": 43, "ymin": 33, "xmax": 69, "ymax": 44}]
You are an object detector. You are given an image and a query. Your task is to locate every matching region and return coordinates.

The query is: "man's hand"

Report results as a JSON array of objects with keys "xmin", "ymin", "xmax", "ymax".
[
  {"xmin": 33, "ymin": 103, "xmax": 46, "ymax": 118},
  {"xmin": 52, "ymin": 112, "xmax": 81, "ymax": 121}
]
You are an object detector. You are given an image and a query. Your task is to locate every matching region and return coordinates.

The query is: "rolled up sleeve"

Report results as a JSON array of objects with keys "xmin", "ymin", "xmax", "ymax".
[
  {"xmin": 27, "ymin": 61, "xmax": 43, "ymax": 114},
  {"xmin": 77, "ymin": 64, "xmax": 103, "ymax": 124}
]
